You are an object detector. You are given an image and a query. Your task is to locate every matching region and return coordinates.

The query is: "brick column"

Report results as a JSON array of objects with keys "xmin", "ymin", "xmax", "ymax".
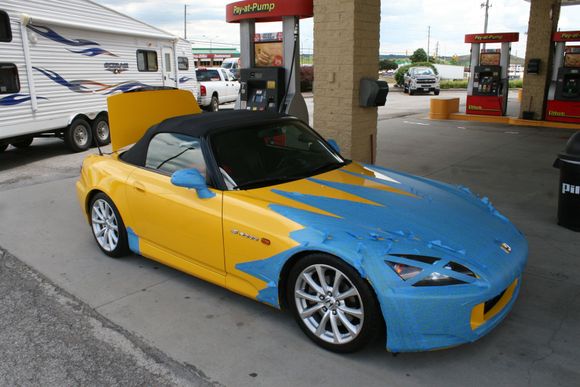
[
  {"xmin": 313, "ymin": 0, "xmax": 381, "ymax": 163},
  {"xmin": 520, "ymin": 0, "xmax": 561, "ymax": 120}
]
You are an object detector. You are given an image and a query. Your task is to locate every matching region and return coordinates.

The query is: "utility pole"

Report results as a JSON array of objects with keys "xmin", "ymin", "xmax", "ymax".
[
  {"xmin": 184, "ymin": 4, "xmax": 187, "ymax": 40},
  {"xmin": 435, "ymin": 41, "xmax": 439, "ymax": 62},
  {"xmin": 481, "ymin": 1, "xmax": 491, "ymax": 50},
  {"xmin": 427, "ymin": 26, "xmax": 431, "ymax": 62}
]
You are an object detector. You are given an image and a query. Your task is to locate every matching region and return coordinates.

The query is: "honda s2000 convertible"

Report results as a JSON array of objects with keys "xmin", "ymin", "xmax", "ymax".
[{"xmin": 77, "ymin": 90, "xmax": 527, "ymax": 353}]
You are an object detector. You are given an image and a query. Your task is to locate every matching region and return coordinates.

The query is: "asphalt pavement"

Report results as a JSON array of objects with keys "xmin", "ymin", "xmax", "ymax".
[{"xmin": 0, "ymin": 90, "xmax": 578, "ymax": 387}]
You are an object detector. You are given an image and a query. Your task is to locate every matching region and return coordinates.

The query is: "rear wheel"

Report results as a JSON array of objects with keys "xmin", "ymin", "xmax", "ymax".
[
  {"xmin": 65, "ymin": 118, "xmax": 93, "ymax": 152},
  {"xmin": 92, "ymin": 114, "xmax": 110, "ymax": 146},
  {"xmin": 287, "ymin": 253, "xmax": 381, "ymax": 353},
  {"xmin": 11, "ymin": 138, "xmax": 33, "ymax": 148},
  {"xmin": 0, "ymin": 143, "xmax": 7, "ymax": 152},
  {"xmin": 210, "ymin": 95, "xmax": 219, "ymax": 112},
  {"xmin": 89, "ymin": 192, "xmax": 129, "ymax": 258}
]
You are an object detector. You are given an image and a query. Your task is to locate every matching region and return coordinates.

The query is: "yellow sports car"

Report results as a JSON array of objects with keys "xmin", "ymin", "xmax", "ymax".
[{"xmin": 77, "ymin": 90, "xmax": 527, "ymax": 353}]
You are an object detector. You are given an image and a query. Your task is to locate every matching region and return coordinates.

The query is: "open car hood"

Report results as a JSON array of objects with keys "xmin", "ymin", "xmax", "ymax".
[{"xmin": 107, "ymin": 89, "xmax": 202, "ymax": 152}]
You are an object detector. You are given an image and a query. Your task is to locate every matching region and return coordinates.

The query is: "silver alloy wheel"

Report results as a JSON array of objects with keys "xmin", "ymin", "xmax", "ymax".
[
  {"xmin": 95, "ymin": 120, "xmax": 110, "ymax": 142},
  {"xmin": 294, "ymin": 264, "xmax": 364, "ymax": 345},
  {"xmin": 73, "ymin": 124, "xmax": 90, "ymax": 147},
  {"xmin": 91, "ymin": 199, "xmax": 119, "ymax": 252}
]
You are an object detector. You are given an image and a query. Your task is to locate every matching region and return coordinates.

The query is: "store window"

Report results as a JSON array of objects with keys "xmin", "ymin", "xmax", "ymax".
[
  {"xmin": 0, "ymin": 11, "xmax": 11, "ymax": 42},
  {"xmin": 0, "ymin": 63, "xmax": 20, "ymax": 94},
  {"xmin": 178, "ymin": 56, "xmax": 189, "ymax": 71},
  {"xmin": 136, "ymin": 50, "xmax": 158, "ymax": 72}
]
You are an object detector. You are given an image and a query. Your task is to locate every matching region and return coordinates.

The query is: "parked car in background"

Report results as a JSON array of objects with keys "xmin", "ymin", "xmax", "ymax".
[
  {"xmin": 195, "ymin": 67, "xmax": 240, "ymax": 112},
  {"xmin": 0, "ymin": 0, "xmax": 199, "ymax": 153},
  {"xmin": 404, "ymin": 66, "xmax": 441, "ymax": 96},
  {"xmin": 221, "ymin": 57, "xmax": 240, "ymax": 78}
]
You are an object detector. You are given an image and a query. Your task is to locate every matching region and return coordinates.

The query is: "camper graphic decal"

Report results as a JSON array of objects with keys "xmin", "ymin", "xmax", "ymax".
[
  {"xmin": 0, "ymin": 94, "xmax": 47, "ymax": 106},
  {"xmin": 27, "ymin": 24, "xmax": 118, "ymax": 57},
  {"xmin": 27, "ymin": 24, "xmax": 99, "ymax": 47},
  {"xmin": 169, "ymin": 76, "xmax": 193, "ymax": 84},
  {"xmin": 33, "ymin": 67, "xmax": 151, "ymax": 94},
  {"xmin": 67, "ymin": 48, "xmax": 118, "ymax": 57}
]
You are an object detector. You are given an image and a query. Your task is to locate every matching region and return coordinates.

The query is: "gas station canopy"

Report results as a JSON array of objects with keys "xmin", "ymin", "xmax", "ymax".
[
  {"xmin": 226, "ymin": 0, "xmax": 313, "ymax": 23},
  {"xmin": 524, "ymin": 0, "xmax": 580, "ymax": 5}
]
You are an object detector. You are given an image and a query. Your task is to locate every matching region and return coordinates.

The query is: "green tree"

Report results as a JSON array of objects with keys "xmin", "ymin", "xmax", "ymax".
[
  {"xmin": 450, "ymin": 55, "xmax": 459, "ymax": 65},
  {"xmin": 409, "ymin": 48, "xmax": 428, "ymax": 63},
  {"xmin": 379, "ymin": 59, "xmax": 398, "ymax": 71}
]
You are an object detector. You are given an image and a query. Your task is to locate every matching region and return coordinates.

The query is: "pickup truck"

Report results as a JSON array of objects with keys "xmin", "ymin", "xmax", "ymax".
[
  {"xmin": 195, "ymin": 67, "xmax": 240, "ymax": 111},
  {"xmin": 404, "ymin": 66, "xmax": 441, "ymax": 96}
]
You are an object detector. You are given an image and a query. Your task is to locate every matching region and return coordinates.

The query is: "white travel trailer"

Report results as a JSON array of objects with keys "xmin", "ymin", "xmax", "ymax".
[{"xmin": 0, "ymin": 0, "xmax": 199, "ymax": 152}]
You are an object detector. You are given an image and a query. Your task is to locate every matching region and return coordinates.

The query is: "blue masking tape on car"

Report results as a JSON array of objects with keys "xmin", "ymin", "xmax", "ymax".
[{"xmin": 236, "ymin": 164, "xmax": 527, "ymax": 352}]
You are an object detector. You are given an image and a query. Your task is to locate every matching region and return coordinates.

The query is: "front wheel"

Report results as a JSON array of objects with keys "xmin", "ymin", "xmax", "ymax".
[
  {"xmin": 89, "ymin": 193, "xmax": 130, "ymax": 258},
  {"xmin": 65, "ymin": 118, "xmax": 93, "ymax": 152},
  {"xmin": 287, "ymin": 253, "xmax": 381, "ymax": 353},
  {"xmin": 434, "ymin": 89, "xmax": 440, "ymax": 96}
]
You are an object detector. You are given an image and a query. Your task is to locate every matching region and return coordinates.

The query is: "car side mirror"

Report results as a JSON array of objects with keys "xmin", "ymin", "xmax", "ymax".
[
  {"xmin": 171, "ymin": 168, "xmax": 215, "ymax": 199},
  {"xmin": 327, "ymin": 139, "xmax": 341, "ymax": 154}
]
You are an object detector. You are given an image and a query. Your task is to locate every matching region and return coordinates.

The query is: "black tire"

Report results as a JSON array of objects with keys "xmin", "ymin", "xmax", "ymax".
[
  {"xmin": 403, "ymin": 83, "xmax": 408, "ymax": 94},
  {"xmin": 89, "ymin": 192, "xmax": 130, "ymax": 258},
  {"xmin": 11, "ymin": 138, "xmax": 33, "ymax": 148},
  {"xmin": 286, "ymin": 253, "xmax": 381, "ymax": 353},
  {"xmin": 92, "ymin": 113, "xmax": 110, "ymax": 146},
  {"xmin": 409, "ymin": 86, "xmax": 415, "ymax": 96},
  {"xmin": 210, "ymin": 95, "xmax": 219, "ymax": 112},
  {"xmin": 434, "ymin": 89, "xmax": 440, "ymax": 96},
  {"xmin": 65, "ymin": 118, "xmax": 93, "ymax": 152},
  {"xmin": 0, "ymin": 143, "xmax": 7, "ymax": 152}
]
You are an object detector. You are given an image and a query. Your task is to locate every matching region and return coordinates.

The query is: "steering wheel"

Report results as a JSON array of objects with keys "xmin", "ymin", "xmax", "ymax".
[{"xmin": 275, "ymin": 156, "xmax": 309, "ymax": 174}]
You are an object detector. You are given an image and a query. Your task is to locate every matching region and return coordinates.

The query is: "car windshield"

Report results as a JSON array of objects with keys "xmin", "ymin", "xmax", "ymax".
[
  {"xmin": 222, "ymin": 62, "xmax": 233, "ymax": 69},
  {"xmin": 210, "ymin": 121, "xmax": 346, "ymax": 190},
  {"xmin": 411, "ymin": 67, "xmax": 434, "ymax": 76},
  {"xmin": 196, "ymin": 69, "xmax": 220, "ymax": 82}
]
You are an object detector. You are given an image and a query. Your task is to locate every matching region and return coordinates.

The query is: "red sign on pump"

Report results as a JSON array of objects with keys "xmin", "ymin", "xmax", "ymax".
[
  {"xmin": 553, "ymin": 31, "xmax": 580, "ymax": 42},
  {"xmin": 226, "ymin": 0, "xmax": 313, "ymax": 23},
  {"xmin": 464, "ymin": 33, "xmax": 519, "ymax": 44}
]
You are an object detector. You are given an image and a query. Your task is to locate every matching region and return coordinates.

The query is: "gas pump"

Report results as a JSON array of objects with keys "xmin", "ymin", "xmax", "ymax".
[
  {"xmin": 546, "ymin": 31, "xmax": 580, "ymax": 124},
  {"xmin": 226, "ymin": 0, "xmax": 312, "ymax": 123},
  {"xmin": 465, "ymin": 33, "xmax": 519, "ymax": 116}
]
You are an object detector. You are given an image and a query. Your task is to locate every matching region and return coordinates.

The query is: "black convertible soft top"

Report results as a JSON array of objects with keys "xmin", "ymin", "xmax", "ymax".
[{"xmin": 121, "ymin": 111, "xmax": 296, "ymax": 167}]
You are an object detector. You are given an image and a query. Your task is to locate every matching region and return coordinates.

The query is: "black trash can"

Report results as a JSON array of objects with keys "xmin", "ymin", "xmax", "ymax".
[{"xmin": 554, "ymin": 132, "xmax": 580, "ymax": 232}]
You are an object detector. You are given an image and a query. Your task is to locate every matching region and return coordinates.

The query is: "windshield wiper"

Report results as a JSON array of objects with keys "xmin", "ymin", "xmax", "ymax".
[
  {"xmin": 236, "ymin": 176, "xmax": 299, "ymax": 190},
  {"xmin": 302, "ymin": 161, "xmax": 347, "ymax": 178}
]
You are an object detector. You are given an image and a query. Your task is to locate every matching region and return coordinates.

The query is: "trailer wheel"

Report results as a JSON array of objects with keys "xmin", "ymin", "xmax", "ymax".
[
  {"xmin": 11, "ymin": 138, "xmax": 33, "ymax": 149},
  {"xmin": 92, "ymin": 114, "xmax": 110, "ymax": 146},
  {"xmin": 0, "ymin": 143, "xmax": 7, "ymax": 152},
  {"xmin": 65, "ymin": 118, "xmax": 93, "ymax": 152},
  {"xmin": 210, "ymin": 95, "xmax": 219, "ymax": 112}
]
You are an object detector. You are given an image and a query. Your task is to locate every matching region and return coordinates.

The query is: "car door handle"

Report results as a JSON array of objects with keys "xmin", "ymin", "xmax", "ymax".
[{"xmin": 134, "ymin": 182, "xmax": 146, "ymax": 193}]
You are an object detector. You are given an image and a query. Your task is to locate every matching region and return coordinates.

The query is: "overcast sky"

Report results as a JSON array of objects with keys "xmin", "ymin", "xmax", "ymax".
[{"xmin": 93, "ymin": 0, "xmax": 580, "ymax": 58}]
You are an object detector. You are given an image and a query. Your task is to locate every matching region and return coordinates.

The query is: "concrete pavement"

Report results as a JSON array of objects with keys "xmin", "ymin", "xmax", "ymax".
[
  {"xmin": 0, "ymin": 248, "xmax": 216, "ymax": 386},
  {"xmin": 0, "ymin": 90, "xmax": 579, "ymax": 386}
]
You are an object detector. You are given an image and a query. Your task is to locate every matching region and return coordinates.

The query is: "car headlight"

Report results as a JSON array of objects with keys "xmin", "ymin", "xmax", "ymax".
[{"xmin": 386, "ymin": 255, "xmax": 476, "ymax": 286}]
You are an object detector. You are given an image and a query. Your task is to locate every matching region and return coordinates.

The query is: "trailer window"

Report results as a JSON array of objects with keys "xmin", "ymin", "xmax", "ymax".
[
  {"xmin": 0, "ymin": 63, "xmax": 19, "ymax": 94},
  {"xmin": 137, "ymin": 50, "xmax": 158, "ymax": 72},
  {"xmin": 178, "ymin": 57, "xmax": 189, "ymax": 71},
  {"xmin": 0, "ymin": 10, "xmax": 11, "ymax": 42}
]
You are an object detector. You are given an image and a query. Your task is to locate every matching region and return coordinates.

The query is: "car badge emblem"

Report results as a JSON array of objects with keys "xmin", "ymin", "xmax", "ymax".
[{"xmin": 500, "ymin": 243, "xmax": 512, "ymax": 254}]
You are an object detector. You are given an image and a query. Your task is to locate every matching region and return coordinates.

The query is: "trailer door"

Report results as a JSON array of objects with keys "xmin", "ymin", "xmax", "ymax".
[{"xmin": 161, "ymin": 46, "xmax": 176, "ymax": 87}]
